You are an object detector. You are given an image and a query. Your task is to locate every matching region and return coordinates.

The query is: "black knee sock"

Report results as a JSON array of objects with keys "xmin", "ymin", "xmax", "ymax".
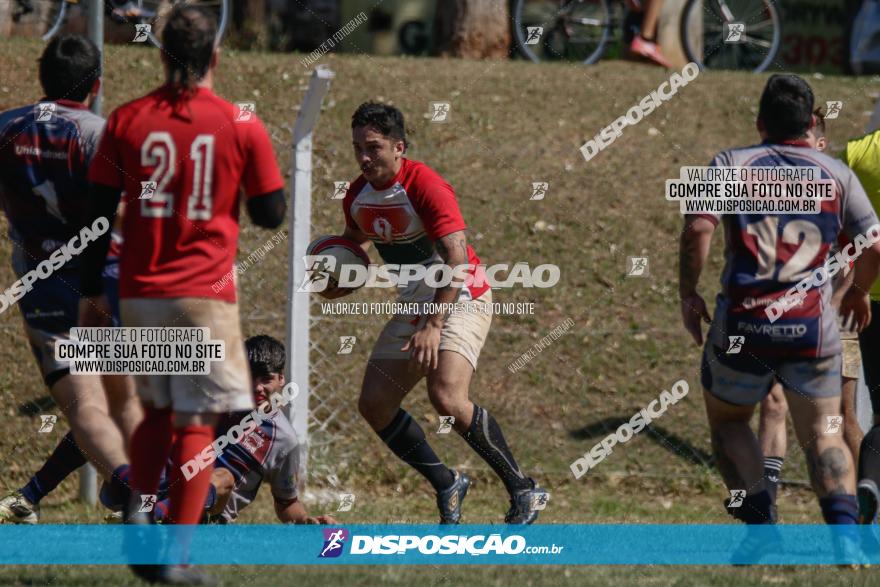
[
  {"xmin": 459, "ymin": 404, "xmax": 533, "ymax": 495},
  {"xmin": 763, "ymin": 456, "xmax": 784, "ymax": 504},
  {"xmin": 378, "ymin": 409, "xmax": 455, "ymax": 493},
  {"xmin": 728, "ymin": 490, "xmax": 776, "ymax": 524},
  {"xmin": 858, "ymin": 426, "xmax": 880, "ymax": 486},
  {"xmin": 20, "ymin": 431, "xmax": 86, "ymax": 505}
]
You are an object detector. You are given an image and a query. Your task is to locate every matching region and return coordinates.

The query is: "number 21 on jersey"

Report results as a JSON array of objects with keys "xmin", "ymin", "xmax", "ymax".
[{"xmin": 140, "ymin": 131, "xmax": 214, "ymax": 220}]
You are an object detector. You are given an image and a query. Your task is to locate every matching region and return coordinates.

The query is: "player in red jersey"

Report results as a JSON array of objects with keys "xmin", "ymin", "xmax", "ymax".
[
  {"xmin": 80, "ymin": 6, "xmax": 285, "ymax": 583},
  {"xmin": 325, "ymin": 102, "xmax": 544, "ymax": 524}
]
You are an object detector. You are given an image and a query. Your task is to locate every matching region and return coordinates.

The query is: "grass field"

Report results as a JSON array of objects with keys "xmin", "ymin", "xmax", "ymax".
[{"xmin": 1, "ymin": 35, "xmax": 879, "ymax": 584}]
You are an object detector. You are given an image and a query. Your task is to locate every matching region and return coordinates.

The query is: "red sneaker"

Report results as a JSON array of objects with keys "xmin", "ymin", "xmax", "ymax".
[{"xmin": 630, "ymin": 36, "xmax": 673, "ymax": 68}]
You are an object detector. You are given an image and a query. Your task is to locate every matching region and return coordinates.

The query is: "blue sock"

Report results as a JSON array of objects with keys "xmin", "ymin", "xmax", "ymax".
[
  {"xmin": 19, "ymin": 477, "xmax": 45, "ymax": 505},
  {"xmin": 99, "ymin": 464, "xmax": 131, "ymax": 510},
  {"xmin": 20, "ymin": 431, "xmax": 86, "ymax": 505},
  {"xmin": 204, "ymin": 484, "xmax": 217, "ymax": 510},
  {"xmin": 820, "ymin": 495, "xmax": 858, "ymax": 524}
]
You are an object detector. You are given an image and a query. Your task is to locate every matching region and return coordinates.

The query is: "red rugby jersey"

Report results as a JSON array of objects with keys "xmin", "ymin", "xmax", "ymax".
[
  {"xmin": 88, "ymin": 85, "xmax": 284, "ymax": 301},
  {"xmin": 343, "ymin": 157, "xmax": 489, "ymax": 301}
]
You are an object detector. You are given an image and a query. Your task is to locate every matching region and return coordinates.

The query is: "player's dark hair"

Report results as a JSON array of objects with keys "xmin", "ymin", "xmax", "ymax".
[
  {"xmin": 246, "ymin": 335, "xmax": 285, "ymax": 377},
  {"xmin": 813, "ymin": 107, "xmax": 826, "ymax": 137},
  {"xmin": 758, "ymin": 74, "xmax": 814, "ymax": 141},
  {"xmin": 38, "ymin": 34, "xmax": 101, "ymax": 102},
  {"xmin": 161, "ymin": 4, "xmax": 216, "ymax": 91},
  {"xmin": 351, "ymin": 102, "xmax": 408, "ymax": 149}
]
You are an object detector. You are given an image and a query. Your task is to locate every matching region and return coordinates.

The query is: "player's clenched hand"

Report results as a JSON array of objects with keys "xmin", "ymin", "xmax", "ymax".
[
  {"xmin": 314, "ymin": 515, "xmax": 338, "ymax": 524},
  {"xmin": 78, "ymin": 295, "xmax": 112, "ymax": 328},
  {"xmin": 402, "ymin": 322, "xmax": 442, "ymax": 374},
  {"xmin": 680, "ymin": 293, "xmax": 711, "ymax": 346},
  {"xmin": 841, "ymin": 289, "xmax": 871, "ymax": 332}
]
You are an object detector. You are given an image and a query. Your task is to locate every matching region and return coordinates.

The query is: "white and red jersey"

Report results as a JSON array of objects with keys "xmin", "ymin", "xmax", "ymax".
[
  {"xmin": 342, "ymin": 157, "xmax": 489, "ymax": 302},
  {"xmin": 87, "ymin": 85, "xmax": 285, "ymax": 302}
]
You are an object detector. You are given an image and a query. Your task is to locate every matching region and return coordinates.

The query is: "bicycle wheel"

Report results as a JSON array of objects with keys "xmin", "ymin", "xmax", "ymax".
[
  {"xmin": 514, "ymin": 0, "xmax": 613, "ymax": 64},
  {"xmin": 681, "ymin": 0, "xmax": 781, "ymax": 73},
  {"xmin": 139, "ymin": 0, "xmax": 229, "ymax": 48},
  {"xmin": 25, "ymin": 0, "xmax": 70, "ymax": 41}
]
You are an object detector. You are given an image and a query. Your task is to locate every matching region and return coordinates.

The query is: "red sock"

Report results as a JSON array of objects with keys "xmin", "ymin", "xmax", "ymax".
[
  {"xmin": 130, "ymin": 408, "xmax": 173, "ymax": 495},
  {"xmin": 168, "ymin": 425, "xmax": 215, "ymax": 525}
]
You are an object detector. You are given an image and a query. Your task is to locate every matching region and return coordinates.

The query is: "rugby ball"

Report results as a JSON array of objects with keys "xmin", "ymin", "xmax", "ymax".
[{"xmin": 305, "ymin": 235, "xmax": 370, "ymax": 295}]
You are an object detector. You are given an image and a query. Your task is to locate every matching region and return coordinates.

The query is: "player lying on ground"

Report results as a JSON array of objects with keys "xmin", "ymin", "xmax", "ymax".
[
  {"xmin": 0, "ymin": 35, "xmax": 142, "ymax": 523},
  {"xmin": 322, "ymin": 102, "xmax": 544, "ymax": 524},
  {"xmin": 145, "ymin": 335, "xmax": 336, "ymax": 525},
  {"xmin": 79, "ymin": 6, "xmax": 286, "ymax": 584},
  {"xmin": 756, "ymin": 110, "xmax": 864, "ymax": 508},
  {"xmin": 680, "ymin": 74, "xmax": 880, "ymax": 525}
]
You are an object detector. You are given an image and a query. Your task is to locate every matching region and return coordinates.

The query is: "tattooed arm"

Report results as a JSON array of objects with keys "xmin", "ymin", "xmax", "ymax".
[
  {"xmin": 402, "ymin": 230, "xmax": 469, "ymax": 372},
  {"xmin": 679, "ymin": 216, "xmax": 716, "ymax": 346}
]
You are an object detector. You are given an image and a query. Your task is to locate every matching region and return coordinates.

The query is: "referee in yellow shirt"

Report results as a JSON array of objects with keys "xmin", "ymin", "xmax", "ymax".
[{"xmin": 842, "ymin": 131, "xmax": 880, "ymax": 523}]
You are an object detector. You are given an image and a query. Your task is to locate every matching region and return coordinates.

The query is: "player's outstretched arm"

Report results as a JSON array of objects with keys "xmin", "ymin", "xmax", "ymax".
[{"xmin": 678, "ymin": 216, "xmax": 715, "ymax": 346}]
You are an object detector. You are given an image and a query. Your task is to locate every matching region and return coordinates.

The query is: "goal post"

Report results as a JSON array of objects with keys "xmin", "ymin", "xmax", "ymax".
[{"xmin": 286, "ymin": 65, "xmax": 336, "ymax": 490}]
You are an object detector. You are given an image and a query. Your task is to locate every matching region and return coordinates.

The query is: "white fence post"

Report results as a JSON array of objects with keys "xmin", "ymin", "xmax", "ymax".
[
  {"xmin": 287, "ymin": 65, "xmax": 335, "ymax": 492},
  {"xmin": 78, "ymin": 0, "xmax": 103, "ymax": 506}
]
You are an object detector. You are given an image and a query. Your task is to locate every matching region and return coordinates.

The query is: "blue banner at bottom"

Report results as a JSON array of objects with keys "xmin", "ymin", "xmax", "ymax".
[{"xmin": 1, "ymin": 525, "xmax": 879, "ymax": 565}]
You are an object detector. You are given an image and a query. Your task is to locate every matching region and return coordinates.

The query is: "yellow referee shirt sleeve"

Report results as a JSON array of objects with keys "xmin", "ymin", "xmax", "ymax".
[{"xmin": 842, "ymin": 132, "xmax": 880, "ymax": 299}]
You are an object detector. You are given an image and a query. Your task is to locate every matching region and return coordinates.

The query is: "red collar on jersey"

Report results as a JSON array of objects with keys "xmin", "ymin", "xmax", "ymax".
[
  {"xmin": 764, "ymin": 139, "xmax": 812, "ymax": 147},
  {"xmin": 40, "ymin": 98, "xmax": 89, "ymax": 110}
]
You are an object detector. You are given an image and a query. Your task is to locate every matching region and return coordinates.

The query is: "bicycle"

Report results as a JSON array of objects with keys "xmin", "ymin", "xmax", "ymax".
[
  {"xmin": 513, "ymin": 0, "xmax": 782, "ymax": 73},
  {"xmin": 13, "ymin": 0, "xmax": 229, "ymax": 47}
]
